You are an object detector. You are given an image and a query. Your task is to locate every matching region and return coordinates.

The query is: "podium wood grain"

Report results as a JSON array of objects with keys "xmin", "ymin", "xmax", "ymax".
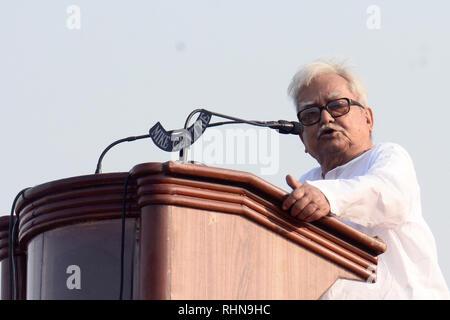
[{"xmin": 140, "ymin": 204, "xmax": 360, "ymax": 299}]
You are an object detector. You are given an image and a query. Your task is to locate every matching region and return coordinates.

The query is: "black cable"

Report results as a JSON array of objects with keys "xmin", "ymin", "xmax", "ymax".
[
  {"xmin": 183, "ymin": 108, "xmax": 267, "ymax": 129},
  {"xmin": 207, "ymin": 120, "xmax": 246, "ymax": 128},
  {"xmin": 9, "ymin": 187, "xmax": 30, "ymax": 300},
  {"xmin": 206, "ymin": 110, "xmax": 271, "ymax": 128},
  {"xmin": 183, "ymin": 108, "xmax": 204, "ymax": 130},
  {"xmin": 11, "ymin": 217, "xmax": 20, "ymax": 300},
  {"xmin": 119, "ymin": 172, "xmax": 132, "ymax": 300},
  {"xmin": 95, "ymin": 134, "xmax": 151, "ymax": 174},
  {"xmin": 206, "ymin": 120, "xmax": 270, "ymax": 128},
  {"xmin": 179, "ymin": 109, "xmax": 204, "ymax": 160}
]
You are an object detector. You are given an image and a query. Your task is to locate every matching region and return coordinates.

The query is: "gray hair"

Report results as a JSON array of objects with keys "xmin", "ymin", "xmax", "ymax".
[{"xmin": 288, "ymin": 59, "xmax": 369, "ymax": 108}]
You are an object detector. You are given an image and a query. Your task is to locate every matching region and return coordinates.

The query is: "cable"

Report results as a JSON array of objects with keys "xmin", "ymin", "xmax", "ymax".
[
  {"xmin": 11, "ymin": 217, "xmax": 20, "ymax": 300},
  {"xmin": 206, "ymin": 120, "xmax": 270, "ymax": 128},
  {"xmin": 95, "ymin": 134, "xmax": 151, "ymax": 174},
  {"xmin": 206, "ymin": 120, "xmax": 246, "ymax": 128},
  {"xmin": 119, "ymin": 172, "xmax": 132, "ymax": 300},
  {"xmin": 206, "ymin": 110, "xmax": 272, "ymax": 128},
  {"xmin": 9, "ymin": 187, "xmax": 30, "ymax": 300},
  {"xmin": 179, "ymin": 109, "xmax": 205, "ymax": 161},
  {"xmin": 183, "ymin": 108, "xmax": 204, "ymax": 130}
]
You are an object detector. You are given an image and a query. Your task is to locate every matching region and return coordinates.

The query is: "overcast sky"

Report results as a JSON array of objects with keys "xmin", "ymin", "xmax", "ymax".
[{"xmin": 1, "ymin": 1, "xmax": 449, "ymax": 288}]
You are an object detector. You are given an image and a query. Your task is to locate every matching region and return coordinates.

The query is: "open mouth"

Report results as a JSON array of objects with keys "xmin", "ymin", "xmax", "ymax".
[{"xmin": 319, "ymin": 128, "xmax": 336, "ymax": 138}]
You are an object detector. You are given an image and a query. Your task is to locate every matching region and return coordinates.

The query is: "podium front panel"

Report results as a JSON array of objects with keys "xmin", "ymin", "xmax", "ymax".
[
  {"xmin": 139, "ymin": 204, "xmax": 361, "ymax": 300},
  {"xmin": 26, "ymin": 218, "xmax": 138, "ymax": 300},
  {"xmin": 0, "ymin": 256, "xmax": 27, "ymax": 300}
]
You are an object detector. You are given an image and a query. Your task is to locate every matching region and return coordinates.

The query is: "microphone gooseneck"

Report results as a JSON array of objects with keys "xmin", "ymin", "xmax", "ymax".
[{"xmin": 178, "ymin": 108, "xmax": 302, "ymax": 161}]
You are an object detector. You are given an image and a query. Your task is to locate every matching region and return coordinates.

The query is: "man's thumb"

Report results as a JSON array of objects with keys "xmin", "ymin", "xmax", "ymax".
[{"xmin": 286, "ymin": 174, "xmax": 302, "ymax": 190}]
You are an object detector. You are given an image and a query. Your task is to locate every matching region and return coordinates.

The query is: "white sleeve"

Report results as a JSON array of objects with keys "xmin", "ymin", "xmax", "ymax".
[{"xmin": 306, "ymin": 144, "xmax": 421, "ymax": 228}]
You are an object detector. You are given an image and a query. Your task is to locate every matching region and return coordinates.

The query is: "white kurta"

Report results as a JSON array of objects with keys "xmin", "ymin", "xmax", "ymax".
[{"xmin": 300, "ymin": 142, "xmax": 450, "ymax": 299}]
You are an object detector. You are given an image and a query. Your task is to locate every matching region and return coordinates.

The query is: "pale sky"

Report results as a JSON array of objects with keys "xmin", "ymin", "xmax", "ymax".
[{"xmin": 1, "ymin": 1, "xmax": 449, "ymax": 288}]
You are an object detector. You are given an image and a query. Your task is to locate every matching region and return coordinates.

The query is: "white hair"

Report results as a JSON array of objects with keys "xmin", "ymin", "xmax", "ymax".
[{"xmin": 288, "ymin": 58, "xmax": 369, "ymax": 108}]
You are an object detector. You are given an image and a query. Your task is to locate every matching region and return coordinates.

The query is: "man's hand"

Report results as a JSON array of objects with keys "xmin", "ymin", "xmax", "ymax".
[{"xmin": 282, "ymin": 174, "xmax": 331, "ymax": 222}]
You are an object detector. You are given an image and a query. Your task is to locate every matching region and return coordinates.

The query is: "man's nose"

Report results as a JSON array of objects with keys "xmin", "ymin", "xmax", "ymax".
[{"xmin": 319, "ymin": 108, "xmax": 335, "ymax": 125}]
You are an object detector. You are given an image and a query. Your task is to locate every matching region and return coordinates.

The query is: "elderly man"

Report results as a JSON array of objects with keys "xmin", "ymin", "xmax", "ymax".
[{"xmin": 282, "ymin": 60, "xmax": 450, "ymax": 299}]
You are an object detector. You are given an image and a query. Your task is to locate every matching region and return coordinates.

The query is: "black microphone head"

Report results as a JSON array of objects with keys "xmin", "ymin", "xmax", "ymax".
[
  {"xmin": 277, "ymin": 120, "xmax": 303, "ymax": 135},
  {"xmin": 291, "ymin": 121, "xmax": 303, "ymax": 135}
]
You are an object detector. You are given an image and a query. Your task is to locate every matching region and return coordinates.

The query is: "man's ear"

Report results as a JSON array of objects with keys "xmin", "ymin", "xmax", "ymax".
[
  {"xmin": 299, "ymin": 132, "xmax": 308, "ymax": 153},
  {"xmin": 364, "ymin": 107, "xmax": 374, "ymax": 134}
]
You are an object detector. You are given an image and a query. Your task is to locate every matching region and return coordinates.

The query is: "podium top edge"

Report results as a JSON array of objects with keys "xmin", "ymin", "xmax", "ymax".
[{"xmin": 13, "ymin": 161, "xmax": 387, "ymax": 256}]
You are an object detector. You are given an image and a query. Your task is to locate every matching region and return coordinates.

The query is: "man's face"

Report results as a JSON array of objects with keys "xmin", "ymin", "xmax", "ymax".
[{"xmin": 296, "ymin": 73, "xmax": 374, "ymax": 163}]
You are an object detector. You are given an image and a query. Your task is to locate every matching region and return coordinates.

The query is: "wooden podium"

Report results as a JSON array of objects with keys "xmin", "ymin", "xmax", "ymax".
[{"xmin": 9, "ymin": 161, "xmax": 385, "ymax": 300}]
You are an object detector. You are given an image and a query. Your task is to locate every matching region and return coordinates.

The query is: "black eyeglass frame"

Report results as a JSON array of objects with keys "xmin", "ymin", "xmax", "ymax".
[{"xmin": 296, "ymin": 98, "xmax": 365, "ymax": 126}]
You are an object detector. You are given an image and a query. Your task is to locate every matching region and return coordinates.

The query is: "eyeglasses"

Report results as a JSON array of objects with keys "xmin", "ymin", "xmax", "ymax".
[{"xmin": 297, "ymin": 98, "xmax": 364, "ymax": 126}]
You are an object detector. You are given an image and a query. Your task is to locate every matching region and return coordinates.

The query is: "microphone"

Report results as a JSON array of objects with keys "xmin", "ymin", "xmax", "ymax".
[{"xmin": 263, "ymin": 120, "xmax": 303, "ymax": 135}]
